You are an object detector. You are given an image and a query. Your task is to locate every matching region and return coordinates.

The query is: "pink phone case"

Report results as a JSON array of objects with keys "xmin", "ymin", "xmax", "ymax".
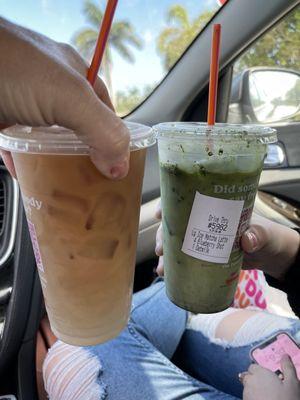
[{"xmin": 251, "ymin": 332, "xmax": 300, "ymax": 379}]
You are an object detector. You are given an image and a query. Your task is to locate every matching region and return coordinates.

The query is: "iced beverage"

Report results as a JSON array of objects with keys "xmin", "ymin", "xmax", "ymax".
[
  {"xmin": 155, "ymin": 123, "xmax": 277, "ymax": 313},
  {"xmin": 0, "ymin": 122, "xmax": 154, "ymax": 345}
]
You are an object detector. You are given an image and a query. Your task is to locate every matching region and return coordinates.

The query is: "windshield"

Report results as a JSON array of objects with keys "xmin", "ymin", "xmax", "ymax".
[{"xmin": 1, "ymin": 0, "xmax": 224, "ymax": 116}]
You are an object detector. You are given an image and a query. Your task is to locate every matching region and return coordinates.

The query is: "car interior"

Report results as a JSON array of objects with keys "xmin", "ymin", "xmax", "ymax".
[{"xmin": 0, "ymin": 0, "xmax": 299, "ymax": 398}]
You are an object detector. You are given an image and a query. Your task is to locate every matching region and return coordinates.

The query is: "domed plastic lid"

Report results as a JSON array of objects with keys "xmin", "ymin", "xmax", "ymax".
[
  {"xmin": 154, "ymin": 122, "xmax": 277, "ymax": 144},
  {"xmin": 0, "ymin": 121, "xmax": 155, "ymax": 154}
]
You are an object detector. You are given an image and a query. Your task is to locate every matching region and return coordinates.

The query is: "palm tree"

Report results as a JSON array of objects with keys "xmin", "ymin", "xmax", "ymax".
[
  {"xmin": 157, "ymin": 5, "xmax": 214, "ymax": 71},
  {"xmin": 73, "ymin": 0, "xmax": 143, "ymax": 98}
]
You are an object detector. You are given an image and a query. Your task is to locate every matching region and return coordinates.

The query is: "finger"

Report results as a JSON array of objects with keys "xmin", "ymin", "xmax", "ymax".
[
  {"xmin": 241, "ymin": 229, "xmax": 260, "ymax": 254},
  {"xmin": 238, "ymin": 372, "xmax": 250, "ymax": 386},
  {"xmin": 155, "ymin": 224, "xmax": 163, "ymax": 256},
  {"xmin": 248, "ymin": 363, "xmax": 280, "ymax": 383},
  {"xmin": 155, "ymin": 200, "xmax": 162, "ymax": 220},
  {"xmin": 93, "ymin": 77, "xmax": 115, "ymax": 112},
  {"xmin": 54, "ymin": 75, "xmax": 130, "ymax": 180},
  {"xmin": 0, "ymin": 150, "xmax": 17, "ymax": 179},
  {"xmin": 67, "ymin": 47, "xmax": 115, "ymax": 112},
  {"xmin": 156, "ymin": 256, "xmax": 164, "ymax": 276},
  {"xmin": 281, "ymin": 355, "xmax": 298, "ymax": 381},
  {"xmin": 248, "ymin": 364, "xmax": 261, "ymax": 374},
  {"xmin": 238, "ymin": 372, "xmax": 247, "ymax": 383}
]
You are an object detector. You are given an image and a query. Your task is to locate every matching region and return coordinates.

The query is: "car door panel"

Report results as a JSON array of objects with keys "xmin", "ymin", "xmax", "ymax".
[
  {"xmin": 260, "ymin": 180, "xmax": 300, "ymax": 208},
  {"xmin": 137, "ymin": 199, "xmax": 160, "ymax": 265},
  {"xmin": 254, "ymin": 193, "xmax": 298, "ymax": 228},
  {"xmin": 269, "ymin": 124, "xmax": 300, "ymax": 168},
  {"xmin": 258, "ymin": 119, "xmax": 300, "ymax": 224},
  {"xmin": 141, "ymin": 144, "xmax": 160, "ymax": 204}
]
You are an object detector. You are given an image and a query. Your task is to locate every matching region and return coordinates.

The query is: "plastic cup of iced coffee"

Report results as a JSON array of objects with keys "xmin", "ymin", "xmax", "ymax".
[
  {"xmin": 0, "ymin": 122, "xmax": 155, "ymax": 345},
  {"xmin": 154, "ymin": 122, "xmax": 277, "ymax": 313}
]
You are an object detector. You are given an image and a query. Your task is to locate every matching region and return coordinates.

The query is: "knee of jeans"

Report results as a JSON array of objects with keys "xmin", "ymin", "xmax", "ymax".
[
  {"xmin": 188, "ymin": 310, "xmax": 295, "ymax": 348},
  {"xmin": 43, "ymin": 341, "xmax": 107, "ymax": 400}
]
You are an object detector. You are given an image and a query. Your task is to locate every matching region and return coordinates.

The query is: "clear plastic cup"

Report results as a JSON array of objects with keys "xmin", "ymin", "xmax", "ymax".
[
  {"xmin": 154, "ymin": 122, "xmax": 277, "ymax": 313},
  {"xmin": 0, "ymin": 122, "xmax": 155, "ymax": 345}
]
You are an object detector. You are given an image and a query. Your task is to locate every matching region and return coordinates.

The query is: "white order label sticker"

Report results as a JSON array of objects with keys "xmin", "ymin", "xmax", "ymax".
[{"xmin": 182, "ymin": 192, "xmax": 244, "ymax": 264}]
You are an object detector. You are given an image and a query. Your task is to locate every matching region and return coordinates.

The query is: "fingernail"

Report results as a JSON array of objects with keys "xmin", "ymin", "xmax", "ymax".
[
  {"xmin": 110, "ymin": 160, "xmax": 129, "ymax": 179},
  {"xmin": 238, "ymin": 372, "xmax": 247, "ymax": 384},
  {"xmin": 245, "ymin": 231, "xmax": 258, "ymax": 252}
]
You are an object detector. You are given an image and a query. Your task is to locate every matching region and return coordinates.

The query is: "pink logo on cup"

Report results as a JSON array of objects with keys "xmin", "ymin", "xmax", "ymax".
[
  {"xmin": 234, "ymin": 269, "xmax": 267, "ymax": 310},
  {"xmin": 27, "ymin": 220, "xmax": 44, "ymax": 273}
]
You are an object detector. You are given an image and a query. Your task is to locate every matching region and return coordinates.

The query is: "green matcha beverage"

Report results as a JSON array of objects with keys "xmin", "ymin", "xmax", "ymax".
[{"xmin": 154, "ymin": 123, "xmax": 277, "ymax": 313}]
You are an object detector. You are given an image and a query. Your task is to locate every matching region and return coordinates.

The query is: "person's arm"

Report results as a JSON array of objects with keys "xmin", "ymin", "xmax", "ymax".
[{"xmin": 0, "ymin": 17, "xmax": 130, "ymax": 180}]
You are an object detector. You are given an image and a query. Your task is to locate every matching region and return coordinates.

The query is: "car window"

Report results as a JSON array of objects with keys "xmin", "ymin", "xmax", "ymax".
[
  {"xmin": 1, "ymin": 0, "xmax": 224, "ymax": 116},
  {"xmin": 228, "ymin": 6, "xmax": 300, "ymax": 125}
]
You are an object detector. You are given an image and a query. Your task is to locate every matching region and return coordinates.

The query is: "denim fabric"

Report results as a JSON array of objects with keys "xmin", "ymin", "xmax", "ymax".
[
  {"xmin": 87, "ymin": 282, "xmax": 239, "ymax": 400},
  {"xmin": 174, "ymin": 316, "xmax": 300, "ymax": 399}
]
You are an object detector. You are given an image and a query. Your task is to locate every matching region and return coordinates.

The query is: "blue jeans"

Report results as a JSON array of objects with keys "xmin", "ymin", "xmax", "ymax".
[{"xmin": 87, "ymin": 281, "xmax": 300, "ymax": 400}]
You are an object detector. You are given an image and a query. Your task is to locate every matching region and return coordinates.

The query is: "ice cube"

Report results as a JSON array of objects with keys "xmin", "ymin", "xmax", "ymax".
[
  {"xmin": 52, "ymin": 189, "xmax": 89, "ymax": 213},
  {"xmin": 78, "ymin": 237, "xmax": 119, "ymax": 260},
  {"xmin": 85, "ymin": 192, "xmax": 126, "ymax": 230}
]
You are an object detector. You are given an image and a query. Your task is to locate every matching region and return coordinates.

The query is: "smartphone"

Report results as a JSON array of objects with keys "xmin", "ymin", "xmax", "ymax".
[{"xmin": 250, "ymin": 331, "xmax": 300, "ymax": 379}]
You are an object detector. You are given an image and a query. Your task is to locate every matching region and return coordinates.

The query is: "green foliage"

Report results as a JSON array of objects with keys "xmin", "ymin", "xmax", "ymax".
[
  {"xmin": 72, "ymin": 0, "xmax": 143, "ymax": 94},
  {"xmin": 157, "ymin": 5, "xmax": 214, "ymax": 71},
  {"xmin": 115, "ymin": 84, "xmax": 156, "ymax": 116},
  {"xmin": 73, "ymin": 0, "xmax": 142, "ymax": 60},
  {"xmin": 72, "ymin": 2, "xmax": 299, "ymax": 118},
  {"xmin": 235, "ymin": 8, "xmax": 300, "ymax": 72}
]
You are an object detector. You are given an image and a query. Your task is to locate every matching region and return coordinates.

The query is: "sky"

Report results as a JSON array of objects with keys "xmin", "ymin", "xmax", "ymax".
[{"xmin": 1, "ymin": 0, "xmax": 220, "ymax": 93}]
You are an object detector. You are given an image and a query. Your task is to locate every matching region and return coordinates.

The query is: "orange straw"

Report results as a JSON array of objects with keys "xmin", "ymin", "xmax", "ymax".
[
  {"xmin": 87, "ymin": 0, "xmax": 119, "ymax": 86},
  {"xmin": 207, "ymin": 24, "xmax": 221, "ymax": 126}
]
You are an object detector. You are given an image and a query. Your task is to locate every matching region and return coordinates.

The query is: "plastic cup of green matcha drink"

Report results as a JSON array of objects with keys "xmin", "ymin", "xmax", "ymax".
[{"xmin": 154, "ymin": 123, "xmax": 277, "ymax": 313}]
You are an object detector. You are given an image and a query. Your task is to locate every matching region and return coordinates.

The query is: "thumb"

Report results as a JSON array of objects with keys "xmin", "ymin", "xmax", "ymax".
[
  {"xmin": 156, "ymin": 256, "xmax": 164, "ymax": 276},
  {"xmin": 54, "ymin": 75, "xmax": 130, "ymax": 180},
  {"xmin": 281, "ymin": 355, "xmax": 298, "ymax": 382},
  {"xmin": 241, "ymin": 225, "xmax": 268, "ymax": 254},
  {"xmin": 155, "ymin": 200, "xmax": 162, "ymax": 220}
]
